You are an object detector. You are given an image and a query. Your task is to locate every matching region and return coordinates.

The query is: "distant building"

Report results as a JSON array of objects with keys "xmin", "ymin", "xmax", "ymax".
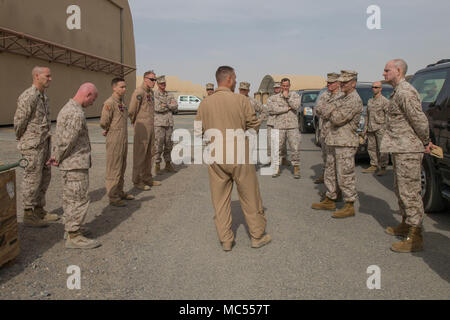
[{"xmin": 0, "ymin": 0, "xmax": 136, "ymax": 125}]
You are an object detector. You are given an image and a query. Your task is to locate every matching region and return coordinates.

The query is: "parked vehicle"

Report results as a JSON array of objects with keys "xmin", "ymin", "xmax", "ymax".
[
  {"xmin": 410, "ymin": 59, "xmax": 450, "ymax": 212},
  {"xmin": 176, "ymin": 95, "xmax": 202, "ymax": 113},
  {"xmin": 297, "ymin": 90, "xmax": 320, "ymax": 133},
  {"xmin": 313, "ymin": 83, "xmax": 393, "ymax": 157}
]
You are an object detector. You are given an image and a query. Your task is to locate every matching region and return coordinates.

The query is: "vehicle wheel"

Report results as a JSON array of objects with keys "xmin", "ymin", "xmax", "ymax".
[
  {"xmin": 422, "ymin": 154, "xmax": 445, "ymax": 212},
  {"xmin": 314, "ymin": 126, "xmax": 321, "ymax": 146}
]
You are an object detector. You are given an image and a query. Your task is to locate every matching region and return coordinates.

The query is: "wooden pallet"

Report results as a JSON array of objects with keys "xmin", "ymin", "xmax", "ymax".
[{"xmin": 0, "ymin": 169, "xmax": 20, "ymax": 267}]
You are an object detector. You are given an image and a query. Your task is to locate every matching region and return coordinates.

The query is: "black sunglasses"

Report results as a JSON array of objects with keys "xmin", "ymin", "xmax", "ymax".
[
  {"xmin": 372, "ymin": 86, "xmax": 381, "ymax": 89},
  {"xmin": 145, "ymin": 78, "xmax": 157, "ymax": 81}
]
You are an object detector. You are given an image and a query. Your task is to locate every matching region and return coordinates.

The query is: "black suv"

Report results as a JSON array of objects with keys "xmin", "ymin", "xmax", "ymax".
[
  {"xmin": 297, "ymin": 90, "xmax": 320, "ymax": 133},
  {"xmin": 410, "ymin": 59, "xmax": 450, "ymax": 212},
  {"xmin": 313, "ymin": 83, "xmax": 393, "ymax": 157}
]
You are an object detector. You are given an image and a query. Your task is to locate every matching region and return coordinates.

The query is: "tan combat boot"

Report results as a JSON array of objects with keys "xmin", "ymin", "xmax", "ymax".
[
  {"xmin": 362, "ymin": 165, "xmax": 377, "ymax": 173},
  {"xmin": 134, "ymin": 183, "xmax": 151, "ymax": 191},
  {"xmin": 332, "ymin": 202, "xmax": 355, "ymax": 219},
  {"xmin": 314, "ymin": 174, "xmax": 324, "ymax": 184},
  {"xmin": 293, "ymin": 166, "xmax": 300, "ymax": 179},
  {"xmin": 64, "ymin": 226, "xmax": 92, "ymax": 240},
  {"xmin": 272, "ymin": 167, "xmax": 280, "ymax": 178},
  {"xmin": 165, "ymin": 162, "xmax": 177, "ymax": 172},
  {"xmin": 152, "ymin": 181, "xmax": 162, "ymax": 186},
  {"xmin": 385, "ymin": 217, "xmax": 409, "ymax": 237},
  {"xmin": 311, "ymin": 197, "xmax": 336, "ymax": 211},
  {"xmin": 110, "ymin": 199, "xmax": 127, "ymax": 207},
  {"xmin": 391, "ymin": 226, "xmax": 423, "ymax": 253},
  {"xmin": 24, "ymin": 209, "xmax": 49, "ymax": 228},
  {"xmin": 376, "ymin": 167, "xmax": 387, "ymax": 176},
  {"xmin": 65, "ymin": 230, "xmax": 101, "ymax": 249},
  {"xmin": 35, "ymin": 207, "xmax": 60, "ymax": 222},
  {"xmin": 251, "ymin": 234, "xmax": 272, "ymax": 248},
  {"xmin": 222, "ymin": 242, "xmax": 233, "ymax": 252},
  {"xmin": 121, "ymin": 193, "xmax": 135, "ymax": 200},
  {"xmin": 155, "ymin": 163, "xmax": 161, "ymax": 175}
]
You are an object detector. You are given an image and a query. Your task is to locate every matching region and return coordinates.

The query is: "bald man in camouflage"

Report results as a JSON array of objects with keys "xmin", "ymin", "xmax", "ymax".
[{"xmin": 14, "ymin": 66, "xmax": 59, "ymax": 228}]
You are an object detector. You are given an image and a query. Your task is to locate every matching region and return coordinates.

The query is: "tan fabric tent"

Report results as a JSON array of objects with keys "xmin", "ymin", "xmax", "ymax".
[
  {"xmin": 136, "ymin": 75, "xmax": 206, "ymax": 99},
  {"xmin": 257, "ymin": 74, "xmax": 327, "ymax": 95}
]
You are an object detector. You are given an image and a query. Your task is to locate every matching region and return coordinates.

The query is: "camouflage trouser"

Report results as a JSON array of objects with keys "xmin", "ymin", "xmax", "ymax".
[
  {"xmin": 154, "ymin": 126, "xmax": 173, "ymax": 164},
  {"xmin": 367, "ymin": 130, "xmax": 388, "ymax": 168},
  {"xmin": 325, "ymin": 146, "xmax": 357, "ymax": 202},
  {"xmin": 21, "ymin": 139, "xmax": 51, "ymax": 210},
  {"xmin": 273, "ymin": 128, "xmax": 301, "ymax": 167},
  {"xmin": 392, "ymin": 153, "xmax": 424, "ymax": 227},
  {"xmin": 62, "ymin": 169, "xmax": 89, "ymax": 232},
  {"xmin": 267, "ymin": 126, "xmax": 287, "ymax": 159},
  {"xmin": 320, "ymin": 137, "xmax": 327, "ymax": 165}
]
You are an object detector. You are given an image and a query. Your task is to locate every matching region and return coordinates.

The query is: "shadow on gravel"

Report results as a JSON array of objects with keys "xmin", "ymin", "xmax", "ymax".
[
  {"xmin": 358, "ymin": 191, "xmax": 399, "ymax": 230},
  {"xmin": 89, "ymin": 187, "xmax": 106, "ymax": 203},
  {"xmin": 152, "ymin": 163, "xmax": 189, "ymax": 183},
  {"xmin": 231, "ymin": 200, "xmax": 251, "ymax": 239},
  {"xmin": 86, "ymin": 195, "xmax": 154, "ymax": 238},
  {"xmin": 413, "ymin": 231, "xmax": 450, "ymax": 283},
  {"xmin": 0, "ymin": 222, "xmax": 63, "ymax": 286}
]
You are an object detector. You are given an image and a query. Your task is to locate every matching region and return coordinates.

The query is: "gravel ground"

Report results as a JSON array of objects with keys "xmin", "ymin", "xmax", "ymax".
[{"xmin": 0, "ymin": 114, "xmax": 449, "ymax": 300}]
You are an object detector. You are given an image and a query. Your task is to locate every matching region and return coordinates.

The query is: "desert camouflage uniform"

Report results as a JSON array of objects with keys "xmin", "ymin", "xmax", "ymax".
[
  {"xmin": 100, "ymin": 95, "xmax": 128, "ymax": 202},
  {"xmin": 53, "ymin": 99, "xmax": 91, "ymax": 232},
  {"xmin": 322, "ymin": 90, "xmax": 363, "ymax": 202},
  {"xmin": 154, "ymin": 90, "xmax": 178, "ymax": 164},
  {"xmin": 249, "ymin": 97, "xmax": 266, "ymax": 121},
  {"xmin": 380, "ymin": 79, "xmax": 430, "ymax": 227},
  {"xmin": 14, "ymin": 85, "xmax": 51, "ymax": 211},
  {"xmin": 365, "ymin": 94, "xmax": 389, "ymax": 168},
  {"xmin": 267, "ymin": 92, "xmax": 301, "ymax": 167},
  {"xmin": 315, "ymin": 90, "xmax": 344, "ymax": 163}
]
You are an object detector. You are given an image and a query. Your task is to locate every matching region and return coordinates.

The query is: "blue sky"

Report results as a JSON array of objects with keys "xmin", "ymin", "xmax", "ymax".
[{"xmin": 129, "ymin": 0, "xmax": 450, "ymax": 93}]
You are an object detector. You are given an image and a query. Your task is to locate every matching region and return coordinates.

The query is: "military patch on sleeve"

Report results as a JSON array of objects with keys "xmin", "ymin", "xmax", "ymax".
[{"xmin": 105, "ymin": 105, "xmax": 111, "ymax": 111}]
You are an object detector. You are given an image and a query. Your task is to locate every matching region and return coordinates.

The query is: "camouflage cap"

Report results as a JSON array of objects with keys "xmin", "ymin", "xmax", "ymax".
[
  {"xmin": 338, "ymin": 70, "xmax": 358, "ymax": 82},
  {"xmin": 273, "ymin": 82, "xmax": 281, "ymax": 88},
  {"xmin": 327, "ymin": 73, "xmax": 340, "ymax": 83},
  {"xmin": 239, "ymin": 82, "xmax": 250, "ymax": 90},
  {"xmin": 156, "ymin": 75, "xmax": 166, "ymax": 84},
  {"xmin": 206, "ymin": 83, "xmax": 214, "ymax": 90}
]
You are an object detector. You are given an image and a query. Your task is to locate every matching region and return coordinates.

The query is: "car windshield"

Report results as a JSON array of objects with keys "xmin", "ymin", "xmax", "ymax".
[
  {"xmin": 302, "ymin": 92, "xmax": 319, "ymax": 103},
  {"xmin": 411, "ymin": 69, "xmax": 448, "ymax": 111}
]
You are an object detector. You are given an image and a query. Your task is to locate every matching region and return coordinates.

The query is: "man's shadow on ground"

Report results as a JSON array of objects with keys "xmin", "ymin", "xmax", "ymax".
[
  {"xmin": 230, "ymin": 200, "xmax": 268, "ymax": 241},
  {"xmin": 0, "ymin": 187, "xmax": 149, "ymax": 286},
  {"xmin": 358, "ymin": 191, "xmax": 450, "ymax": 283}
]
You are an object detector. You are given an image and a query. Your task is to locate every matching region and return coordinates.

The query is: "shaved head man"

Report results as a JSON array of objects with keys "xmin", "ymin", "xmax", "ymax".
[
  {"xmin": 49, "ymin": 82, "xmax": 101, "ymax": 249},
  {"xmin": 14, "ymin": 66, "xmax": 57, "ymax": 227},
  {"xmin": 381, "ymin": 58, "xmax": 434, "ymax": 253}
]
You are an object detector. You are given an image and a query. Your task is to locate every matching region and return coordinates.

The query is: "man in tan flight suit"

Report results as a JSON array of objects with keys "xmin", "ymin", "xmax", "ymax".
[
  {"xmin": 154, "ymin": 75, "xmax": 178, "ymax": 175},
  {"xmin": 195, "ymin": 66, "xmax": 271, "ymax": 252},
  {"xmin": 100, "ymin": 78, "xmax": 135, "ymax": 207},
  {"xmin": 48, "ymin": 83, "xmax": 101, "ymax": 249},
  {"xmin": 14, "ymin": 66, "xmax": 59, "ymax": 227},
  {"xmin": 128, "ymin": 71, "xmax": 162, "ymax": 190},
  {"xmin": 311, "ymin": 70, "xmax": 363, "ymax": 218},
  {"xmin": 362, "ymin": 81, "xmax": 389, "ymax": 176},
  {"xmin": 382, "ymin": 59, "xmax": 434, "ymax": 253}
]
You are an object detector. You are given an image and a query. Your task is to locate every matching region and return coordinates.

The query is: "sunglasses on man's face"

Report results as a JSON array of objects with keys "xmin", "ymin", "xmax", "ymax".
[
  {"xmin": 372, "ymin": 86, "xmax": 381, "ymax": 89},
  {"xmin": 146, "ymin": 78, "xmax": 157, "ymax": 81}
]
